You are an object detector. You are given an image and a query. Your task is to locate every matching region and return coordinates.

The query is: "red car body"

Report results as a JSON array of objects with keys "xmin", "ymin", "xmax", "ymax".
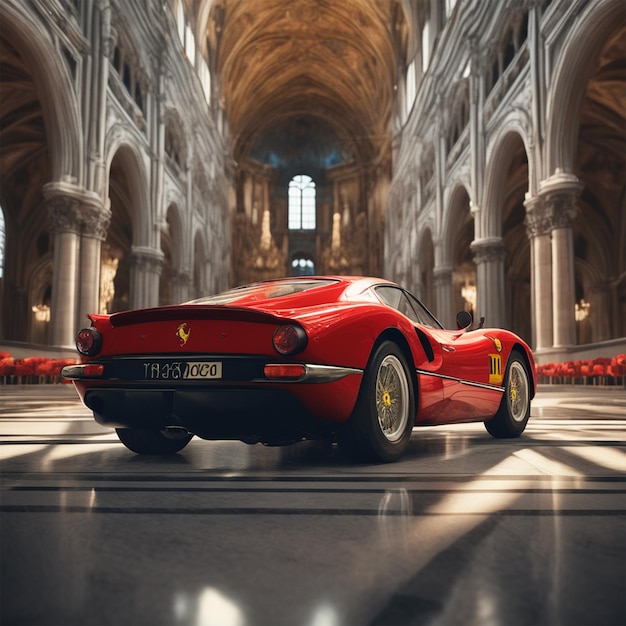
[{"xmin": 63, "ymin": 276, "xmax": 536, "ymax": 461}]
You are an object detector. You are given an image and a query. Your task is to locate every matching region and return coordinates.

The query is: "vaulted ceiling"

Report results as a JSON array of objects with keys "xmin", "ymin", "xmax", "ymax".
[{"xmin": 205, "ymin": 0, "xmax": 406, "ymax": 171}]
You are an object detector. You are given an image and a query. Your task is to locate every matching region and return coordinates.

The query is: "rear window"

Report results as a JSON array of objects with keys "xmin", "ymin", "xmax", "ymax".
[{"xmin": 187, "ymin": 279, "xmax": 338, "ymax": 305}]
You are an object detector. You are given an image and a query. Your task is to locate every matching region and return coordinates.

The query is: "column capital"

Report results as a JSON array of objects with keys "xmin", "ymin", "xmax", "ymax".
[
  {"xmin": 432, "ymin": 265, "xmax": 452, "ymax": 285},
  {"xmin": 470, "ymin": 237, "xmax": 506, "ymax": 265},
  {"xmin": 82, "ymin": 201, "xmax": 111, "ymax": 240},
  {"xmin": 545, "ymin": 192, "xmax": 579, "ymax": 229},
  {"xmin": 46, "ymin": 195, "xmax": 82, "ymax": 234},
  {"xmin": 524, "ymin": 176, "xmax": 581, "ymax": 236},
  {"xmin": 130, "ymin": 246, "xmax": 164, "ymax": 275},
  {"xmin": 524, "ymin": 195, "xmax": 553, "ymax": 237},
  {"xmin": 536, "ymin": 172, "xmax": 582, "ymax": 228},
  {"xmin": 172, "ymin": 269, "xmax": 191, "ymax": 285},
  {"xmin": 44, "ymin": 181, "xmax": 109, "ymax": 238}
]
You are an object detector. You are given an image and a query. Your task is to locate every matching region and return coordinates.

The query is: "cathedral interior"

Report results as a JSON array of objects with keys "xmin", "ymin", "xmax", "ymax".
[{"xmin": 0, "ymin": 0, "xmax": 624, "ymax": 360}]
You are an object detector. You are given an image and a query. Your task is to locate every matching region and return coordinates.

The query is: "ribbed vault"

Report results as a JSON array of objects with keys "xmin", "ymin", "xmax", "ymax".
[{"xmin": 207, "ymin": 0, "xmax": 402, "ymax": 168}]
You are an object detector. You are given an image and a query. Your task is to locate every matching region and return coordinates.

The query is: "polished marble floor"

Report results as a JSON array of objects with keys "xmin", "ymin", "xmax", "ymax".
[{"xmin": 0, "ymin": 384, "xmax": 625, "ymax": 626}]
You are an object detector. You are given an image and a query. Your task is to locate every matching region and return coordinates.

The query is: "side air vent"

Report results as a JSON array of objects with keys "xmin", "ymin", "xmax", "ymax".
[{"xmin": 415, "ymin": 328, "xmax": 435, "ymax": 362}]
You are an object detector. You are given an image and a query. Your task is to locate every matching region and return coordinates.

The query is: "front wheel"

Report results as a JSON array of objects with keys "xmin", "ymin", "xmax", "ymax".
[
  {"xmin": 485, "ymin": 352, "xmax": 531, "ymax": 438},
  {"xmin": 339, "ymin": 340, "xmax": 415, "ymax": 462},
  {"xmin": 115, "ymin": 428, "xmax": 193, "ymax": 454}
]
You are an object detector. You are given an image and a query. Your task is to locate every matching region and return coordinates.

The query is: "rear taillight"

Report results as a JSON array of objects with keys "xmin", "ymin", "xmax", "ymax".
[
  {"xmin": 272, "ymin": 324, "xmax": 307, "ymax": 356},
  {"xmin": 76, "ymin": 327, "xmax": 102, "ymax": 356},
  {"xmin": 82, "ymin": 364, "xmax": 105, "ymax": 377},
  {"xmin": 264, "ymin": 364, "xmax": 306, "ymax": 379}
]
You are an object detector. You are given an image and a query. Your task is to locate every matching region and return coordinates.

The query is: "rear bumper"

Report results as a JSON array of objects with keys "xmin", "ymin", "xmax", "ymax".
[
  {"xmin": 64, "ymin": 356, "xmax": 363, "ymax": 442},
  {"xmin": 80, "ymin": 384, "xmax": 350, "ymax": 444}
]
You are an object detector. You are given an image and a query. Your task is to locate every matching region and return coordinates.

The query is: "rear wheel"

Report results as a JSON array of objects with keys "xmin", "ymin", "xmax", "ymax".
[
  {"xmin": 115, "ymin": 428, "xmax": 193, "ymax": 454},
  {"xmin": 339, "ymin": 340, "xmax": 415, "ymax": 462},
  {"xmin": 485, "ymin": 352, "xmax": 531, "ymax": 438}
]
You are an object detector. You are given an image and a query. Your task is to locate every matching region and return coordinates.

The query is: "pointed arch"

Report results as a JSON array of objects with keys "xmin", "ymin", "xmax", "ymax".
[
  {"xmin": 105, "ymin": 135, "xmax": 151, "ymax": 246},
  {"xmin": 545, "ymin": 0, "xmax": 625, "ymax": 177},
  {"xmin": 0, "ymin": 2, "xmax": 82, "ymax": 182},
  {"xmin": 482, "ymin": 127, "xmax": 530, "ymax": 238}
]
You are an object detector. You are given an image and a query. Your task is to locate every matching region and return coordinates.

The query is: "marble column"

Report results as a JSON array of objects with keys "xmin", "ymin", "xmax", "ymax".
[
  {"xmin": 79, "ymin": 199, "xmax": 111, "ymax": 325},
  {"xmin": 45, "ymin": 186, "xmax": 81, "ymax": 348},
  {"xmin": 549, "ymin": 194, "xmax": 579, "ymax": 348},
  {"xmin": 433, "ymin": 266, "xmax": 453, "ymax": 328},
  {"xmin": 471, "ymin": 237, "xmax": 506, "ymax": 329},
  {"xmin": 129, "ymin": 246, "xmax": 164, "ymax": 309},
  {"xmin": 524, "ymin": 195, "xmax": 553, "ymax": 350}
]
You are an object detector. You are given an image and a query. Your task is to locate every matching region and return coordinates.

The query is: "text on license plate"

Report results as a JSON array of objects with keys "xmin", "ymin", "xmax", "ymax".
[{"xmin": 143, "ymin": 361, "xmax": 222, "ymax": 380}]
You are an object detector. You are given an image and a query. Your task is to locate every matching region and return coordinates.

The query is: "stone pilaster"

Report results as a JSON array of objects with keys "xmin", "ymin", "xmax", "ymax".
[{"xmin": 524, "ymin": 195, "xmax": 553, "ymax": 350}]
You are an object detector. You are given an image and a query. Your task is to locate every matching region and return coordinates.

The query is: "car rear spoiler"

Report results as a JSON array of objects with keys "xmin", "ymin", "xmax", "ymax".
[{"xmin": 108, "ymin": 305, "xmax": 288, "ymax": 328}]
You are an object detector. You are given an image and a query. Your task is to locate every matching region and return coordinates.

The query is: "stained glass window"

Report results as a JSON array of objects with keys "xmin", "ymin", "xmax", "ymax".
[{"xmin": 288, "ymin": 175, "xmax": 316, "ymax": 230}]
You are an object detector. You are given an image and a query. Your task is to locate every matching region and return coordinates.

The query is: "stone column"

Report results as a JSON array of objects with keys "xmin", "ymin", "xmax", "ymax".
[
  {"xmin": 129, "ymin": 246, "xmax": 164, "ymax": 309},
  {"xmin": 79, "ymin": 199, "xmax": 111, "ymax": 324},
  {"xmin": 45, "ymin": 185, "xmax": 82, "ymax": 348},
  {"xmin": 171, "ymin": 269, "xmax": 191, "ymax": 305},
  {"xmin": 524, "ymin": 195, "xmax": 553, "ymax": 350},
  {"xmin": 549, "ymin": 195, "xmax": 579, "ymax": 348},
  {"xmin": 471, "ymin": 237, "xmax": 506, "ymax": 329},
  {"xmin": 433, "ymin": 266, "xmax": 453, "ymax": 328}
]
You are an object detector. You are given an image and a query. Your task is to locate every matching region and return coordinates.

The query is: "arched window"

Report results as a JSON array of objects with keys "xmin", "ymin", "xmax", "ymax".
[
  {"xmin": 288, "ymin": 175, "xmax": 316, "ymax": 230},
  {"xmin": 0, "ymin": 206, "xmax": 5, "ymax": 279},
  {"xmin": 291, "ymin": 258, "xmax": 315, "ymax": 276}
]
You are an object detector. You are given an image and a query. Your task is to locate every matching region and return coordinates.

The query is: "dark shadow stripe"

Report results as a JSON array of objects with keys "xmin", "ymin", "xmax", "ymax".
[
  {"xmin": 1, "ymin": 505, "xmax": 624, "ymax": 516},
  {"xmin": 8, "ymin": 485, "xmax": 625, "ymax": 495},
  {"xmin": 3, "ymin": 473, "xmax": 626, "ymax": 483}
]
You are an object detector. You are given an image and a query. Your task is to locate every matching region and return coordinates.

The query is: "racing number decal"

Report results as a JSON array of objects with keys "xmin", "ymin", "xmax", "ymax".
[{"xmin": 489, "ymin": 354, "xmax": 503, "ymax": 385}]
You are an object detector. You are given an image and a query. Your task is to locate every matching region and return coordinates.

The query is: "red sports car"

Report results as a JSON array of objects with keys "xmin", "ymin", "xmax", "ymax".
[{"xmin": 62, "ymin": 276, "xmax": 536, "ymax": 462}]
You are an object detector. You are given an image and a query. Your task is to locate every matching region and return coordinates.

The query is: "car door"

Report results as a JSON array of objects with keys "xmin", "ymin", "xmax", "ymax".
[
  {"xmin": 375, "ymin": 286, "xmax": 502, "ymax": 423},
  {"xmin": 374, "ymin": 286, "xmax": 445, "ymax": 421},
  {"xmin": 423, "ymin": 326, "xmax": 503, "ymax": 421}
]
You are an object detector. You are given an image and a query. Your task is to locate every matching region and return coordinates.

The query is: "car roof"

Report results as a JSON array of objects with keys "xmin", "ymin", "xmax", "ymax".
[{"xmin": 186, "ymin": 276, "xmax": 397, "ymax": 307}]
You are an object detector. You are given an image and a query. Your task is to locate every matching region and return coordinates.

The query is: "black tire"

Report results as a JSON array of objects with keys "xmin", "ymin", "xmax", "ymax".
[
  {"xmin": 485, "ymin": 351, "xmax": 531, "ymax": 438},
  {"xmin": 115, "ymin": 428, "xmax": 193, "ymax": 454},
  {"xmin": 339, "ymin": 340, "xmax": 415, "ymax": 462}
]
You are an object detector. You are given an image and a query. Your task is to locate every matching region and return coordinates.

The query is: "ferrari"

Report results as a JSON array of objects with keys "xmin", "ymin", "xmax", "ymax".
[{"xmin": 62, "ymin": 276, "xmax": 536, "ymax": 462}]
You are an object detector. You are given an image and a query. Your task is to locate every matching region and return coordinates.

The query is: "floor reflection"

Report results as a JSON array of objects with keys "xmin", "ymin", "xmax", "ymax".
[{"xmin": 1, "ymin": 386, "xmax": 625, "ymax": 625}]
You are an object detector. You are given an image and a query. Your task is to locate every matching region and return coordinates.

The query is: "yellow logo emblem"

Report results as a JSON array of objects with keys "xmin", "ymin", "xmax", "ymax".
[
  {"xmin": 489, "ymin": 354, "xmax": 503, "ymax": 385},
  {"xmin": 487, "ymin": 336, "xmax": 502, "ymax": 353},
  {"xmin": 176, "ymin": 323, "xmax": 191, "ymax": 346}
]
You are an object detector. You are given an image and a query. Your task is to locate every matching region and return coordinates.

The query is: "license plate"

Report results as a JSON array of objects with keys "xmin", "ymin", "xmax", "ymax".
[{"xmin": 142, "ymin": 361, "xmax": 222, "ymax": 380}]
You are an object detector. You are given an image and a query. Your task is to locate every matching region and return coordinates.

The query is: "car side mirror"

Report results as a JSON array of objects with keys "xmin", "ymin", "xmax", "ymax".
[{"xmin": 456, "ymin": 310, "xmax": 473, "ymax": 330}]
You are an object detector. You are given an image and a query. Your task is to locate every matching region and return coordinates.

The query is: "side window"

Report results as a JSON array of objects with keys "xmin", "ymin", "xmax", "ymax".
[
  {"xmin": 375, "ymin": 286, "xmax": 420, "ymax": 323},
  {"xmin": 405, "ymin": 291, "xmax": 442, "ymax": 329}
]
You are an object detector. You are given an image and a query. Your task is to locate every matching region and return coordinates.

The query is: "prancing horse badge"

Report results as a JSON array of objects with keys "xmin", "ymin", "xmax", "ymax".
[{"xmin": 176, "ymin": 323, "xmax": 190, "ymax": 346}]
